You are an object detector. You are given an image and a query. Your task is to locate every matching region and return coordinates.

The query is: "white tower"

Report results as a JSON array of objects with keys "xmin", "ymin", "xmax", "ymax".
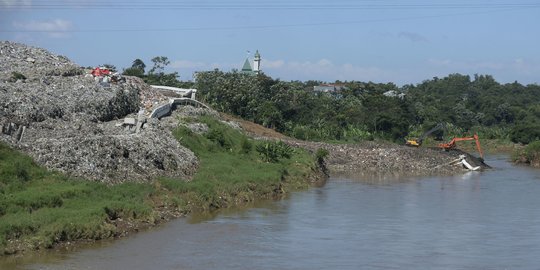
[{"xmin": 253, "ymin": 50, "xmax": 261, "ymax": 74}]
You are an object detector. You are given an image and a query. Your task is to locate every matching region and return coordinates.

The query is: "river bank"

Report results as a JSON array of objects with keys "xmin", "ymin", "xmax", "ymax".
[
  {"xmin": 0, "ymin": 112, "xmax": 327, "ymax": 255},
  {"xmin": 512, "ymin": 141, "xmax": 540, "ymax": 168}
]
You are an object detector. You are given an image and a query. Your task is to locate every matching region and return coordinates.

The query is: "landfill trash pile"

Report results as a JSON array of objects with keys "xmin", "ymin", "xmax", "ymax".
[
  {"xmin": 138, "ymin": 83, "xmax": 169, "ymax": 114},
  {"xmin": 0, "ymin": 41, "xmax": 82, "ymax": 82},
  {"xmin": 287, "ymin": 140, "xmax": 489, "ymax": 177},
  {"xmin": 0, "ymin": 41, "xmax": 198, "ymax": 183}
]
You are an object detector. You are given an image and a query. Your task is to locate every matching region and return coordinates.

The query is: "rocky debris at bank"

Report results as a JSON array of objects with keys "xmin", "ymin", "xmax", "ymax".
[
  {"xmin": 0, "ymin": 41, "xmax": 197, "ymax": 183},
  {"xmin": 287, "ymin": 140, "xmax": 489, "ymax": 176}
]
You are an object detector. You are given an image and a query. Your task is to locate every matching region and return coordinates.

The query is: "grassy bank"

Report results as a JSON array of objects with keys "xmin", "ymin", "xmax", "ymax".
[
  {"xmin": 0, "ymin": 115, "xmax": 324, "ymax": 255},
  {"xmin": 512, "ymin": 141, "xmax": 540, "ymax": 167}
]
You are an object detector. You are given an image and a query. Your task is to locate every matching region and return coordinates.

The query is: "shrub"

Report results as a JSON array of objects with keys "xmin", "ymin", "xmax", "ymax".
[
  {"xmin": 291, "ymin": 125, "xmax": 319, "ymax": 141},
  {"xmin": 9, "ymin": 72, "xmax": 26, "ymax": 82},
  {"xmin": 256, "ymin": 141, "xmax": 293, "ymax": 163},
  {"xmin": 315, "ymin": 148, "xmax": 329, "ymax": 165},
  {"xmin": 240, "ymin": 138, "xmax": 253, "ymax": 154},
  {"xmin": 123, "ymin": 67, "xmax": 144, "ymax": 77},
  {"xmin": 524, "ymin": 141, "xmax": 540, "ymax": 158}
]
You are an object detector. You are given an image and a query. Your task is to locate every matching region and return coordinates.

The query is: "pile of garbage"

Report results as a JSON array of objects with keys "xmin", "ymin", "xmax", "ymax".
[
  {"xmin": 89, "ymin": 66, "xmax": 126, "ymax": 87},
  {"xmin": 287, "ymin": 139, "xmax": 489, "ymax": 177},
  {"xmin": 0, "ymin": 41, "xmax": 82, "ymax": 82},
  {"xmin": 0, "ymin": 41, "xmax": 197, "ymax": 183}
]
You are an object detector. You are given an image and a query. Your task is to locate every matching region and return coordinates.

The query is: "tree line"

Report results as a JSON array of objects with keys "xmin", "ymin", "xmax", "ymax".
[{"xmin": 122, "ymin": 58, "xmax": 540, "ymax": 144}]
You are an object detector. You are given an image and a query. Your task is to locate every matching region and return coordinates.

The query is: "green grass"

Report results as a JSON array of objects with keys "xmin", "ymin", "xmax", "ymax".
[
  {"xmin": 0, "ymin": 115, "xmax": 320, "ymax": 254},
  {"xmin": 0, "ymin": 143, "xmax": 156, "ymax": 253},
  {"xmin": 169, "ymin": 115, "xmax": 316, "ymax": 210}
]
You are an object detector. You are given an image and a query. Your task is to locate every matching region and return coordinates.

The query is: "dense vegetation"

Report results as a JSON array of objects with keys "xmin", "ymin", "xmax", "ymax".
[
  {"xmin": 513, "ymin": 141, "xmax": 540, "ymax": 167},
  {"xmin": 124, "ymin": 57, "xmax": 540, "ymax": 144},
  {"xmin": 195, "ymin": 71, "xmax": 540, "ymax": 144},
  {"xmin": 0, "ymin": 116, "xmax": 320, "ymax": 254}
]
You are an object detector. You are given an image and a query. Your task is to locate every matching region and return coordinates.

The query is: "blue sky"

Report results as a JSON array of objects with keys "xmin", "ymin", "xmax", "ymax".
[{"xmin": 1, "ymin": 0, "xmax": 539, "ymax": 85}]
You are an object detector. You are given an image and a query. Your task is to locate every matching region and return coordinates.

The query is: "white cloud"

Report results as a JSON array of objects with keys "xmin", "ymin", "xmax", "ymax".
[
  {"xmin": 209, "ymin": 62, "xmax": 223, "ymax": 69},
  {"xmin": 263, "ymin": 59, "xmax": 285, "ymax": 68},
  {"xmin": 1, "ymin": 0, "xmax": 31, "ymax": 7},
  {"xmin": 2, "ymin": 0, "xmax": 96, "ymax": 8},
  {"xmin": 13, "ymin": 19, "xmax": 73, "ymax": 38},
  {"xmin": 428, "ymin": 58, "xmax": 504, "ymax": 70},
  {"xmin": 263, "ymin": 58, "xmax": 397, "ymax": 82},
  {"xmin": 425, "ymin": 58, "xmax": 540, "ymax": 84},
  {"xmin": 170, "ymin": 60, "xmax": 206, "ymax": 69}
]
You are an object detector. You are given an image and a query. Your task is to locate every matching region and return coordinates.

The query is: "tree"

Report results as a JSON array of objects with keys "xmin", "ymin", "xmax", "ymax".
[
  {"xmin": 149, "ymin": 56, "xmax": 170, "ymax": 75},
  {"xmin": 256, "ymin": 101, "xmax": 283, "ymax": 129},
  {"xmin": 143, "ymin": 56, "xmax": 182, "ymax": 86},
  {"xmin": 510, "ymin": 123, "xmax": 540, "ymax": 144},
  {"xmin": 132, "ymin": 59, "xmax": 146, "ymax": 73},
  {"xmin": 101, "ymin": 64, "xmax": 117, "ymax": 72},
  {"xmin": 122, "ymin": 67, "xmax": 144, "ymax": 77}
]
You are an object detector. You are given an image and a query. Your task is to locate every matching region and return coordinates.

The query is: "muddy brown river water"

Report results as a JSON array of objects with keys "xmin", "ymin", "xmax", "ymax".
[{"xmin": 3, "ymin": 155, "xmax": 540, "ymax": 269}]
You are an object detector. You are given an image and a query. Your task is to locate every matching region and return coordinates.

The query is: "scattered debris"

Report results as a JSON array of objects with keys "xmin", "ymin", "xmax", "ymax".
[
  {"xmin": 459, "ymin": 155, "xmax": 481, "ymax": 171},
  {"xmin": 90, "ymin": 67, "xmax": 111, "ymax": 77},
  {"xmin": 123, "ymin": 117, "xmax": 137, "ymax": 126},
  {"xmin": 89, "ymin": 66, "xmax": 126, "ymax": 87}
]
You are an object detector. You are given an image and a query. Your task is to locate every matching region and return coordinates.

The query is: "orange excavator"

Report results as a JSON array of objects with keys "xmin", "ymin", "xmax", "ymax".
[{"xmin": 438, "ymin": 134, "xmax": 484, "ymax": 159}]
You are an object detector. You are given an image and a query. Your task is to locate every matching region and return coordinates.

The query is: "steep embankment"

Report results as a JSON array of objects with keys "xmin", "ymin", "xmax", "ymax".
[{"xmin": 0, "ymin": 41, "xmax": 197, "ymax": 183}]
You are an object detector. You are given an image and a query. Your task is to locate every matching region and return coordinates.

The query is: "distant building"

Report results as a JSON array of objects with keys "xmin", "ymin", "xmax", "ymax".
[
  {"xmin": 253, "ymin": 50, "xmax": 261, "ymax": 74},
  {"xmin": 383, "ymin": 90, "xmax": 405, "ymax": 99},
  {"xmin": 313, "ymin": 84, "xmax": 346, "ymax": 93},
  {"xmin": 241, "ymin": 50, "xmax": 261, "ymax": 75},
  {"xmin": 241, "ymin": 58, "xmax": 253, "ymax": 73}
]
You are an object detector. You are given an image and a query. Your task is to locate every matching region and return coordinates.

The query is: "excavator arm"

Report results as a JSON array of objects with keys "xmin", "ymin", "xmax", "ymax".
[
  {"xmin": 405, "ymin": 123, "xmax": 446, "ymax": 147},
  {"xmin": 438, "ymin": 134, "xmax": 484, "ymax": 159}
]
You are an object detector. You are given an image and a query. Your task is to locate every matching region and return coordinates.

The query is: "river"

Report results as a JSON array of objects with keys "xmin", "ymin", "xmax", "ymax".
[{"xmin": 3, "ymin": 155, "xmax": 540, "ymax": 270}]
